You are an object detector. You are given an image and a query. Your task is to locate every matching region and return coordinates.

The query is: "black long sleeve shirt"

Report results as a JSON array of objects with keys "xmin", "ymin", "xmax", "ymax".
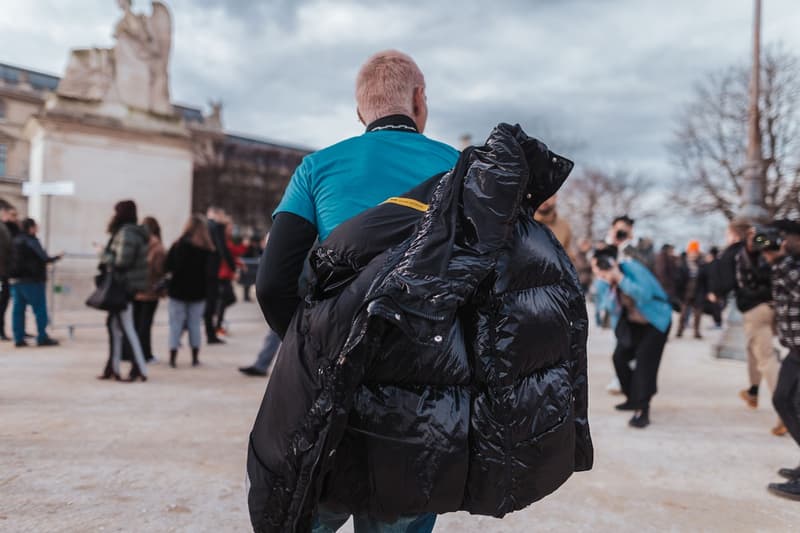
[{"xmin": 256, "ymin": 212, "xmax": 317, "ymax": 339}]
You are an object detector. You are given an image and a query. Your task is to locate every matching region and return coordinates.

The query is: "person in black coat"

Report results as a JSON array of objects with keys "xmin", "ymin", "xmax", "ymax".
[
  {"xmin": 0, "ymin": 202, "xmax": 20, "ymax": 341},
  {"xmin": 675, "ymin": 241, "xmax": 707, "ymax": 339},
  {"xmin": 165, "ymin": 214, "xmax": 215, "ymax": 367},
  {"xmin": 9, "ymin": 218, "xmax": 62, "ymax": 347},
  {"xmin": 204, "ymin": 206, "xmax": 236, "ymax": 344}
]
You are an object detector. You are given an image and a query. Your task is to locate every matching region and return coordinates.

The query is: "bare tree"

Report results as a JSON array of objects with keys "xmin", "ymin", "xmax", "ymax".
[
  {"xmin": 670, "ymin": 47, "xmax": 800, "ymax": 220},
  {"xmin": 560, "ymin": 167, "xmax": 654, "ymax": 241}
]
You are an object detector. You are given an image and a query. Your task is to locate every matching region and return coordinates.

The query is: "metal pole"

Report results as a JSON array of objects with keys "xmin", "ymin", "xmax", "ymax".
[{"xmin": 739, "ymin": 0, "xmax": 767, "ymax": 222}]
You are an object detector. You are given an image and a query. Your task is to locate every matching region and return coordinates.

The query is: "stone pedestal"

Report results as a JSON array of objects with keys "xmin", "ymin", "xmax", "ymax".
[{"xmin": 23, "ymin": 96, "xmax": 193, "ymax": 255}]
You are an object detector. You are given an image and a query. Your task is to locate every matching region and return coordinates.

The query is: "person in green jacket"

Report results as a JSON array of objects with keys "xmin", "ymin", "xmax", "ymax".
[{"xmin": 97, "ymin": 200, "xmax": 150, "ymax": 382}]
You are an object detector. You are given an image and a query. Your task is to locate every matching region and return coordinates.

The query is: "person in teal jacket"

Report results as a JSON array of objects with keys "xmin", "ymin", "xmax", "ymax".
[{"xmin": 595, "ymin": 244, "xmax": 672, "ymax": 429}]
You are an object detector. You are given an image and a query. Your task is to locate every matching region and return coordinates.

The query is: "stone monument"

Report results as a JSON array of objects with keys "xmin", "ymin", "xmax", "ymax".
[{"xmin": 23, "ymin": 0, "xmax": 192, "ymax": 255}]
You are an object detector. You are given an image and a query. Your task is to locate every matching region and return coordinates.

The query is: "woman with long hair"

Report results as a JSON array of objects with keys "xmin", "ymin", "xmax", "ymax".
[
  {"xmin": 165, "ymin": 214, "xmax": 214, "ymax": 367},
  {"xmin": 132, "ymin": 216, "xmax": 166, "ymax": 363},
  {"xmin": 98, "ymin": 200, "xmax": 150, "ymax": 382}
]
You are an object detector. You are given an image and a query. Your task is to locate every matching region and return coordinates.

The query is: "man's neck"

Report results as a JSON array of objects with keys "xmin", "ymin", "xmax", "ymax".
[{"xmin": 365, "ymin": 114, "xmax": 419, "ymax": 133}]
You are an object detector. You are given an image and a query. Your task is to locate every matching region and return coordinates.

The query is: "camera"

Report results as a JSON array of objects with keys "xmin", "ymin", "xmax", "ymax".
[
  {"xmin": 593, "ymin": 245, "xmax": 619, "ymax": 271},
  {"xmin": 752, "ymin": 225, "xmax": 784, "ymax": 252}
]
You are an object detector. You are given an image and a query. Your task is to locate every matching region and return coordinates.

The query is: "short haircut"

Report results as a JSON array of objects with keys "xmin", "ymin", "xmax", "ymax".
[
  {"xmin": 355, "ymin": 50, "xmax": 424, "ymax": 125},
  {"xmin": 728, "ymin": 220, "xmax": 751, "ymax": 240},
  {"xmin": 613, "ymin": 215, "xmax": 635, "ymax": 227},
  {"xmin": 21, "ymin": 217, "xmax": 37, "ymax": 232}
]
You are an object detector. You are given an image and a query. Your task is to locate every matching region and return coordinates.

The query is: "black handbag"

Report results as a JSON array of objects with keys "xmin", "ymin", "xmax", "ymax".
[
  {"xmin": 86, "ymin": 232, "xmax": 130, "ymax": 312},
  {"xmin": 86, "ymin": 264, "xmax": 129, "ymax": 311}
]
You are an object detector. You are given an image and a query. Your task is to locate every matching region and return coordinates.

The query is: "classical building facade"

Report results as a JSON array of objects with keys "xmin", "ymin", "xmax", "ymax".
[{"xmin": 0, "ymin": 60, "xmax": 309, "ymax": 244}]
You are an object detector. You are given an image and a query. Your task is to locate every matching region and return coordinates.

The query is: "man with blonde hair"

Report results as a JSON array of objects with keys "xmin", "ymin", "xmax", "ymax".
[{"xmin": 252, "ymin": 50, "xmax": 458, "ymax": 532}]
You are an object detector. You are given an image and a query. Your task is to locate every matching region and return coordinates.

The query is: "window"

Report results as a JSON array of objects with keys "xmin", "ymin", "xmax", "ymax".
[
  {"xmin": 0, "ymin": 144, "xmax": 6, "ymax": 177},
  {"xmin": 0, "ymin": 99, "xmax": 5, "ymax": 120}
]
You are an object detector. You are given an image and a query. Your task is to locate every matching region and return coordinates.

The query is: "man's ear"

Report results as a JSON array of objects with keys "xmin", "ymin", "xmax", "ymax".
[{"xmin": 357, "ymin": 108, "xmax": 365, "ymax": 126}]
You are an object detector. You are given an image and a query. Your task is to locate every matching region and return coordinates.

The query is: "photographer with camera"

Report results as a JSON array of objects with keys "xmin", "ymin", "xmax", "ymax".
[
  {"xmin": 758, "ymin": 220, "xmax": 800, "ymax": 500},
  {"xmin": 595, "ymin": 216, "xmax": 673, "ymax": 428},
  {"xmin": 734, "ymin": 224, "xmax": 785, "ymax": 435}
]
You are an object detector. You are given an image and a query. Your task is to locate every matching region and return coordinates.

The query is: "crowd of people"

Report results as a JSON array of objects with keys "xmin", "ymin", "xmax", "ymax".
[
  {"xmin": 535, "ymin": 194, "xmax": 800, "ymax": 500},
  {"xmin": 0, "ymin": 197, "xmax": 276, "ymax": 382},
  {"xmin": 2, "ymin": 48, "xmax": 799, "ymax": 531}
]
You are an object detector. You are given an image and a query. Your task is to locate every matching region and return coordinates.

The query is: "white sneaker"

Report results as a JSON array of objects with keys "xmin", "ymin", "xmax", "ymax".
[{"xmin": 606, "ymin": 376, "xmax": 622, "ymax": 395}]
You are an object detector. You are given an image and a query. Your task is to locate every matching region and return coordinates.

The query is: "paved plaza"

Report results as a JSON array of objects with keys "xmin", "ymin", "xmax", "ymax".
[{"xmin": 2, "ymin": 301, "xmax": 798, "ymax": 532}]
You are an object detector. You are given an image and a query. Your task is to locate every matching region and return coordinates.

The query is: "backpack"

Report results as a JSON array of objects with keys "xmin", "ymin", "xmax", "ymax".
[{"xmin": 7, "ymin": 235, "xmax": 25, "ymax": 279}]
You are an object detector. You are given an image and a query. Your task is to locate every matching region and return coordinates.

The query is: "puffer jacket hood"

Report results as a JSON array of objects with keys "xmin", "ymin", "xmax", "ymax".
[{"xmin": 247, "ymin": 123, "xmax": 592, "ymax": 532}]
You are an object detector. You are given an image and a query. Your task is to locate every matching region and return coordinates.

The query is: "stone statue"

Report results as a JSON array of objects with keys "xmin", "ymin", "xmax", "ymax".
[{"xmin": 57, "ymin": 0, "xmax": 173, "ymax": 116}]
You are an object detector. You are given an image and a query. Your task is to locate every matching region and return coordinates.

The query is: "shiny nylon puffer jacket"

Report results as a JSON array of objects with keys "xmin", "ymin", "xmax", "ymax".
[{"xmin": 247, "ymin": 124, "xmax": 593, "ymax": 532}]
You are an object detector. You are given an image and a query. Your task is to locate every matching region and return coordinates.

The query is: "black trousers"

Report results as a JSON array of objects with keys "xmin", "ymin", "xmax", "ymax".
[
  {"xmin": 0, "ymin": 278, "xmax": 9, "ymax": 336},
  {"xmin": 133, "ymin": 300, "xmax": 159, "ymax": 360},
  {"xmin": 773, "ymin": 352, "xmax": 800, "ymax": 447},
  {"xmin": 613, "ymin": 320, "xmax": 670, "ymax": 409},
  {"xmin": 204, "ymin": 279, "xmax": 220, "ymax": 341}
]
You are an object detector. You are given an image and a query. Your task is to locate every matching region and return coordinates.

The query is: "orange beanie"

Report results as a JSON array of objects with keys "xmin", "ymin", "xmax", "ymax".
[{"xmin": 686, "ymin": 240, "xmax": 701, "ymax": 254}]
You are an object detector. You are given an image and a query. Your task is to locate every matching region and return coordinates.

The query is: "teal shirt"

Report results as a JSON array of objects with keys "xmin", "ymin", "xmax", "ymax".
[{"xmin": 275, "ymin": 130, "xmax": 459, "ymax": 241}]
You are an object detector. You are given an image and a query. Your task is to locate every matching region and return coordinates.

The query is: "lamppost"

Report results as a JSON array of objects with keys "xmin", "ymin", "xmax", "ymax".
[
  {"xmin": 714, "ymin": 0, "xmax": 766, "ymax": 360},
  {"xmin": 739, "ymin": 0, "xmax": 767, "ymax": 223}
]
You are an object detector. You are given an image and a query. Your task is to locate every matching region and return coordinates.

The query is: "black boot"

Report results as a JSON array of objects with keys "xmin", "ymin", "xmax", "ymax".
[
  {"xmin": 629, "ymin": 406, "xmax": 650, "ymax": 429},
  {"xmin": 778, "ymin": 465, "xmax": 800, "ymax": 480},
  {"xmin": 192, "ymin": 348, "xmax": 200, "ymax": 367},
  {"xmin": 768, "ymin": 478, "xmax": 800, "ymax": 501},
  {"xmin": 169, "ymin": 350, "xmax": 177, "ymax": 368}
]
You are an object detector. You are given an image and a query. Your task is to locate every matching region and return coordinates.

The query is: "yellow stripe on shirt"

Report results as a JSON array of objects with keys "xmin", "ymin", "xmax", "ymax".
[{"xmin": 382, "ymin": 197, "xmax": 429, "ymax": 212}]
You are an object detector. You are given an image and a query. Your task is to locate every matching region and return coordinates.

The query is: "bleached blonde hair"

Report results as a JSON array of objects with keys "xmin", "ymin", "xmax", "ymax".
[{"xmin": 355, "ymin": 50, "xmax": 425, "ymax": 125}]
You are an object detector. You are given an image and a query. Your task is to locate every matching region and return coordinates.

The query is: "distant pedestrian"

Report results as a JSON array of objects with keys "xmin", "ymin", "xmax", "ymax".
[
  {"xmin": 215, "ymin": 219, "xmax": 246, "ymax": 337},
  {"xmin": 735, "ymin": 225, "xmax": 784, "ymax": 435},
  {"xmin": 132, "ymin": 216, "xmax": 166, "ymax": 363},
  {"xmin": 0, "ymin": 200, "xmax": 16, "ymax": 341},
  {"xmin": 204, "ymin": 206, "xmax": 236, "ymax": 344},
  {"xmin": 702, "ymin": 246, "xmax": 723, "ymax": 328},
  {"xmin": 238, "ymin": 328, "xmax": 281, "ymax": 377},
  {"xmin": 8, "ymin": 218, "xmax": 62, "ymax": 347},
  {"xmin": 675, "ymin": 240, "xmax": 706, "ymax": 339},
  {"xmin": 164, "ymin": 214, "xmax": 214, "ymax": 368},
  {"xmin": 239, "ymin": 232, "xmax": 263, "ymax": 302},
  {"xmin": 534, "ymin": 193, "xmax": 573, "ymax": 260},
  {"xmin": 97, "ymin": 200, "xmax": 149, "ymax": 382},
  {"xmin": 654, "ymin": 244, "xmax": 679, "ymax": 307},
  {"xmin": 573, "ymin": 238, "xmax": 593, "ymax": 293}
]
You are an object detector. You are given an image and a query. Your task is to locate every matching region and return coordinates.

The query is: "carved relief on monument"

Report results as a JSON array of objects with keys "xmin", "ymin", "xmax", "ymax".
[{"xmin": 57, "ymin": 0, "xmax": 173, "ymax": 116}]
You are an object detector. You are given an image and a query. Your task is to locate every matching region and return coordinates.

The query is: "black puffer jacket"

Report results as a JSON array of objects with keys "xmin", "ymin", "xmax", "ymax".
[{"xmin": 247, "ymin": 124, "xmax": 593, "ymax": 532}]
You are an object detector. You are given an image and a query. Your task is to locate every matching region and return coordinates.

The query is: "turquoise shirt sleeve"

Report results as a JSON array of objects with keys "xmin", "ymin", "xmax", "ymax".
[{"xmin": 273, "ymin": 156, "xmax": 317, "ymax": 227}]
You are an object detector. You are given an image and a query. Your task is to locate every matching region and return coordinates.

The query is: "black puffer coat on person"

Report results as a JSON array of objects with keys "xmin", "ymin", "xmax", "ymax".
[{"xmin": 247, "ymin": 124, "xmax": 593, "ymax": 532}]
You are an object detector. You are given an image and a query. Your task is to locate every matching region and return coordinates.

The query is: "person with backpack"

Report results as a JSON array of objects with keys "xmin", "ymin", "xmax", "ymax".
[
  {"xmin": 97, "ymin": 200, "xmax": 150, "ymax": 382},
  {"xmin": 8, "ymin": 217, "xmax": 62, "ymax": 347}
]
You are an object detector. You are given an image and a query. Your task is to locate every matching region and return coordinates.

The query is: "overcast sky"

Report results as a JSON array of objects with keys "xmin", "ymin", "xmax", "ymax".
[{"xmin": 2, "ymin": 0, "xmax": 799, "ymax": 241}]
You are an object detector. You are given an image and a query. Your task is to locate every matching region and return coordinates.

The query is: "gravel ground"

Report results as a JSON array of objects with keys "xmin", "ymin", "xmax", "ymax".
[{"xmin": 1, "ymin": 301, "xmax": 798, "ymax": 532}]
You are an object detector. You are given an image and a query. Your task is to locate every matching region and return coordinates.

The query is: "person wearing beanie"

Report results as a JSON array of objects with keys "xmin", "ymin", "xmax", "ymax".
[{"xmin": 675, "ymin": 240, "xmax": 707, "ymax": 339}]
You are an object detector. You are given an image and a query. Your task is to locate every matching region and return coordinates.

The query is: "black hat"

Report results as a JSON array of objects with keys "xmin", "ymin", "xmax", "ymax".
[{"xmin": 771, "ymin": 219, "xmax": 800, "ymax": 235}]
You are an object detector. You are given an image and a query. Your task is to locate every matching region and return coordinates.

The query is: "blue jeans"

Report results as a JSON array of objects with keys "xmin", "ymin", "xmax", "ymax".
[
  {"xmin": 253, "ymin": 329, "xmax": 281, "ymax": 372},
  {"xmin": 312, "ymin": 507, "xmax": 436, "ymax": 533},
  {"xmin": 11, "ymin": 282, "xmax": 49, "ymax": 343},
  {"xmin": 168, "ymin": 298, "xmax": 206, "ymax": 350}
]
